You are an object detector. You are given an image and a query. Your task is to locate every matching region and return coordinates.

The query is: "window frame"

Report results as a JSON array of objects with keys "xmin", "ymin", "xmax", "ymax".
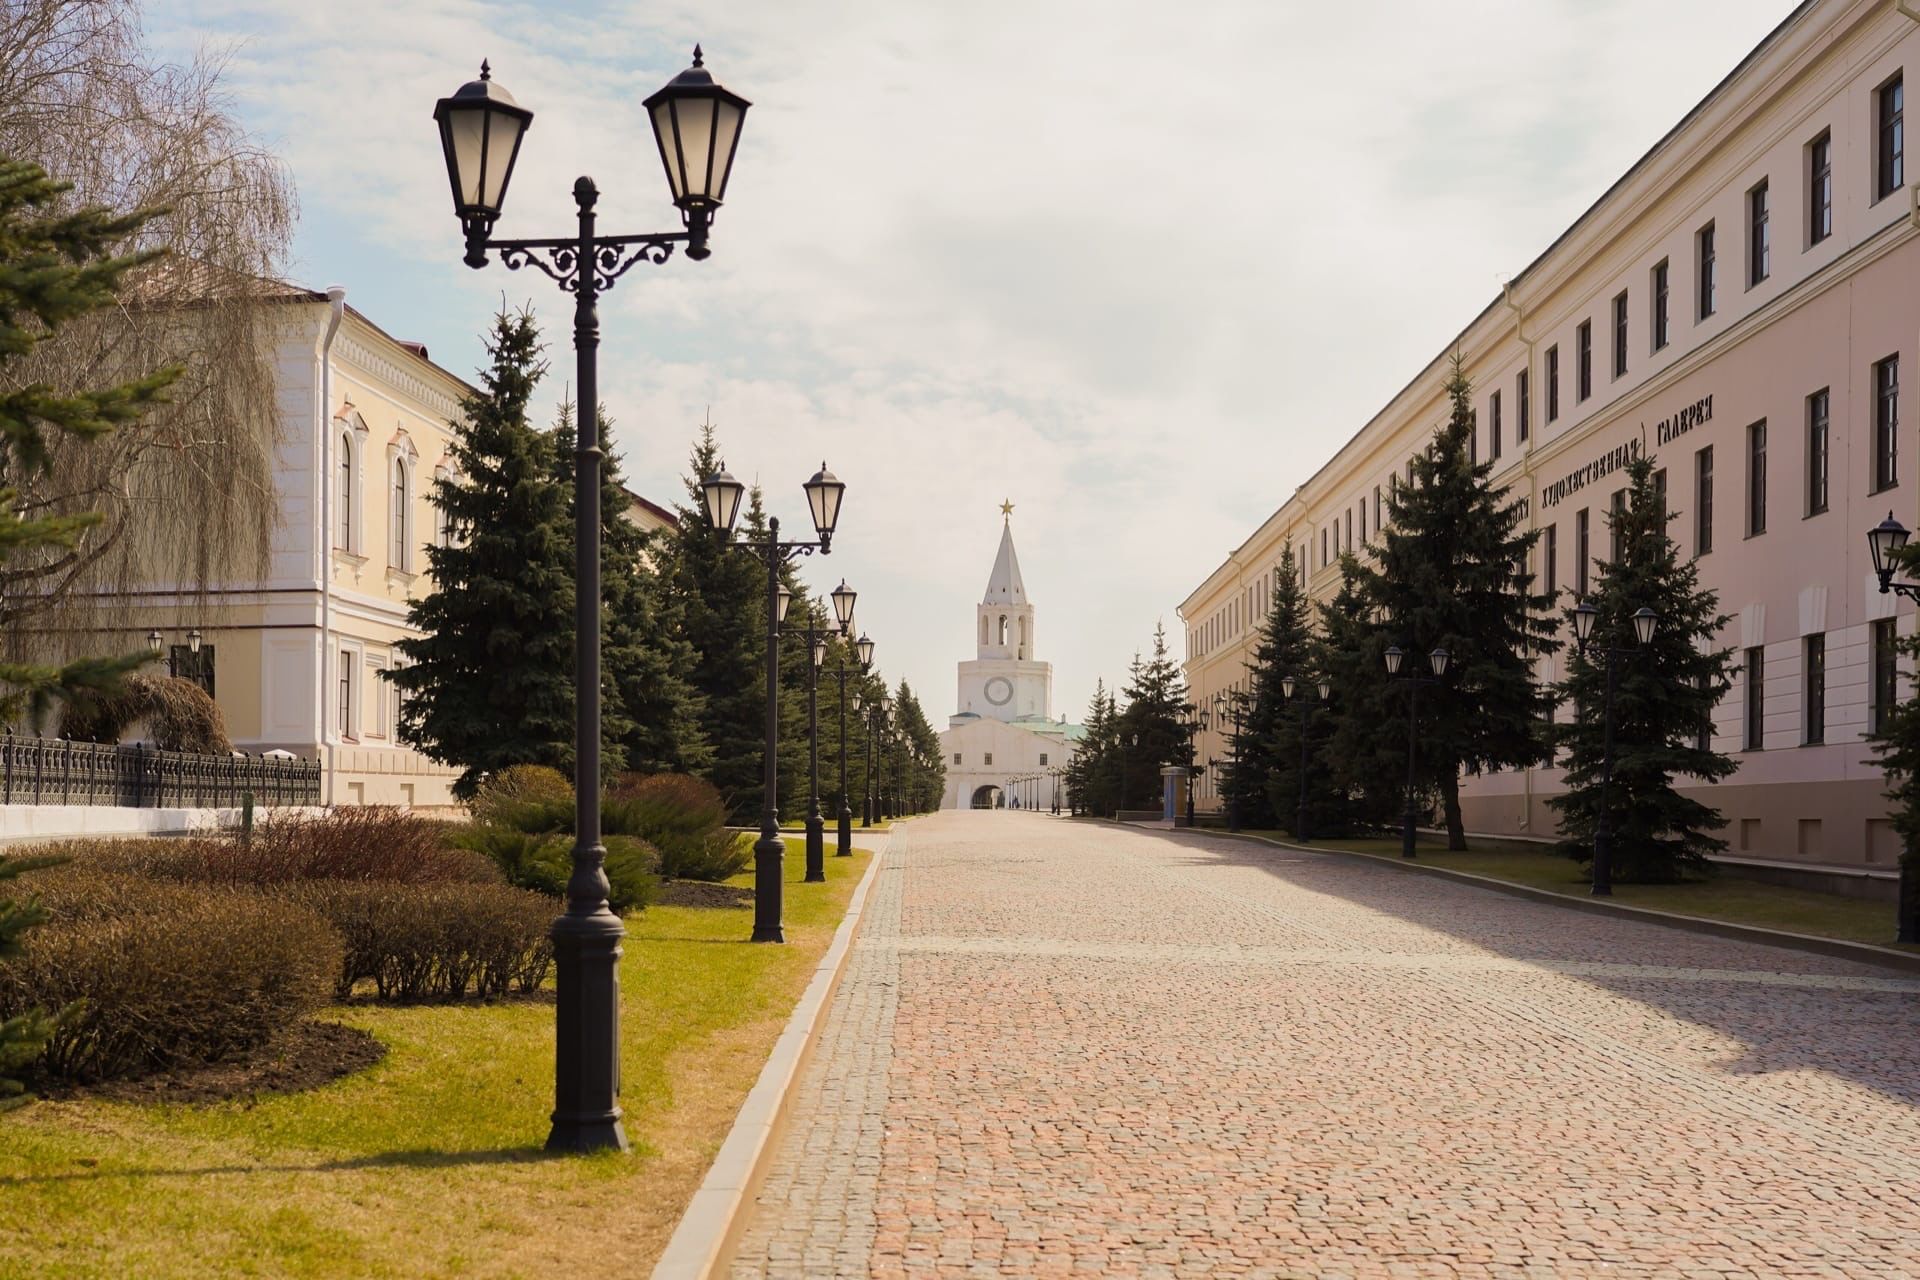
[
  {"xmin": 1804, "ymin": 634, "xmax": 1825, "ymax": 746},
  {"xmin": 1698, "ymin": 221, "xmax": 1717, "ymax": 320},
  {"xmin": 1744, "ymin": 646, "xmax": 1765, "ymax": 751},
  {"xmin": 1576, "ymin": 320, "xmax": 1593, "ymax": 402},
  {"xmin": 1874, "ymin": 354, "xmax": 1900, "ymax": 494},
  {"xmin": 1544, "ymin": 522, "xmax": 1557, "ymax": 598},
  {"xmin": 1517, "ymin": 368, "xmax": 1530, "ymax": 442},
  {"xmin": 1748, "ymin": 178, "xmax": 1770, "ymax": 287},
  {"xmin": 1652, "ymin": 259, "xmax": 1670, "ymax": 352},
  {"xmin": 1806, "ymin": 388, "xmax": 1830, "ymax": 516},
  {"xmin": 1489, "ymin": 390, "xmax": 1502, "ymax": 462},
  {"xmin": 1747, "ymin": 419, "xmax": 1767, "ymax": 537},
  {"xmin": 1546, "ymin": 345, "xmax": 1561, "ymax": 422},
  {"xmin": 1877, "ymin": 72, "xmax": 1904, "ymax": 204},
  {"xmin": 1575, "ymin": 507, "xmax": 1590, "ymax": 596},
  {"xmin": 1612, "ymin": 291, "xmax": 1629, "ymax": 379},
  {"xmin": 1696, "ymin": 444, "xmax": 1715, "ymax": 556},
  {"xmin": 1873, "ymin": 618, "xmax": 1899, "ymax": 734},
  {"xmin": 1808, "ymin": 130, "xmax": 1833, "ymax": 245}
]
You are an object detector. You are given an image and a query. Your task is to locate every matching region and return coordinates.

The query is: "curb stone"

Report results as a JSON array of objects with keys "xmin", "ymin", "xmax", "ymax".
[
  {"xmin": 650, "ymin": 825, "xmax": 900, "ymax": 1280},
  {"xmin": 1114, "ymin": 819, "xmax": 1920, "ymax": 976}
]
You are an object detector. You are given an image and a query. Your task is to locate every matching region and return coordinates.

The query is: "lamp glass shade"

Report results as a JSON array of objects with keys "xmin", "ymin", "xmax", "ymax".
[
  {"xmin": 811, "ymin": 635, "xmax": 827, "ymax": 668},
  {"xmin": 187, "ymin": 629, "xmax": 203, "ymax": 655},
  {"xmin": 643, "ymin": 48, "xmax": 751, "ymax": 210},
  {"xmin": 831, "ymin": 579, "xmax": 857, "ymax": 628},
  {"xmin": 432, "ymin": 66, "xmax": 533, "ymax": 220},
  {"xmin": 1281, "ymin": 675, "xmax": 1296, "ymax": 699},
  {"xmin": 1632, "ymin": 607, "xmax": 1658, "ymax": 647},
  {"xmin": 1384, "ymin": 645, "xmax": 1404, "ymax": 676},
  {"xmin": 775, "ymin": 584, "xmax": 792, "ymax": 625},
  {"xmin": 700, "ymin": 466, "xmax": 744, "ymax": 532},
  {"xmin": 1869, "ymin": 512, "xmax": 1909, "ymax": 578},
  {"xmin": 146, "ymin": 629, "xmax": 163, "ymax": 654},
  {"xmin": 804, "ymin": 462, "xmax": 845, "ymax": 539},
  {"xmin": 1573, "ymin": 600, "xmax": 1598, "ymax": 644},
  {"xmin": 1317, "ymin": 678, "xmax": 1332, "ymax": 701},
  {"xmin": 1429, "ymin": 647, "xmax": 1450, "ymax": 678},
  {"xmin": 856, "ymin": 634, "xmax": 875, "ymax": 666}
]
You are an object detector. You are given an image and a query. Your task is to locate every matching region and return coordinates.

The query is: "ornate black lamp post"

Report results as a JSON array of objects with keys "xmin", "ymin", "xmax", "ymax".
[
  {"xmin": 1181, "ymin": 702, "xmax": 1210, "ymax": 828},
  {"xmin": 1571, "ymin": 601, "xmax": 1657, "ymax": 897},
  {"xmin": 1866, "ymin": 514, "xmax": 1920, "ymax": 943},
  {"xmin": 1212, "ymin": 691, "xmax": 1246, "ymax": 833},
  {"xmin": 789, "ymin": 592, "xmax": 854, "ymax": 881},
  {"xmin": 1281, "ymin": 674, "xmax": 1332, "ymax": 843},
  {"xmin": 1384, "ymin": 645, "xmax": 1450, "ymax": 859},
  {"xmin": 824, "ymin": 631, "xmax": 874, "ymax": 856},
  {"xmin": 430, "ymin": 50, "xmax": 748, "ymax": 1156},
  {"xmin": 700, "ymin": 462, "xmax": 845, "ymax": 943}
]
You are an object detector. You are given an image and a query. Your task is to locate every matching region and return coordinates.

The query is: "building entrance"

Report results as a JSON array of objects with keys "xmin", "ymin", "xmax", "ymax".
[{"xmin": 970, "ymin": 785, "xmax": 1002, "ymax": 809}]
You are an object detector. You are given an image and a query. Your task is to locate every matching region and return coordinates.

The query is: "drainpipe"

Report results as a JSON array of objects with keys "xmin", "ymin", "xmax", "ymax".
[
  {"xmin": 318, "ymin": 286, "xmax": 346, "ymax": 807},
  {"xmin": 1502, "ymin": 278, "xmax": 1540, "ymax": 832}
]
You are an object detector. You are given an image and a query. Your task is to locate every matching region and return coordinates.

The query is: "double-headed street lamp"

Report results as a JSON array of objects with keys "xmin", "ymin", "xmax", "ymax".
[
  {"xmin": 1383, "ymin": 645, "xmax": 1450, "ymax": 860},
  {"xmin": 1866, "ymin": 514, "xmax": 1920, "ymax": 944},
  {"xmin": 1572, "ymin": 602, "xmax": 1658, "ymax": 897},
  {"xmin": 431, "ymin": 50, "xmax": 748, "ymax": 1156},
  {"xmin": 700, "ymin": 462, "xmax": 845, "ymax": 944},
  {"xmin": 1281, "ymin": 673, "xmax": 1332, "ymax": 843},
  {"xmin": 1212, "ymin": 691, "xmax": 1246, "ymax": 833},
  {"xmin": 790, "ymin": 587, "xmax": 856, "ymax": 881},
  {"xmin": 825, "ymin": 631, "xmax": 875, "ymax": 856}
]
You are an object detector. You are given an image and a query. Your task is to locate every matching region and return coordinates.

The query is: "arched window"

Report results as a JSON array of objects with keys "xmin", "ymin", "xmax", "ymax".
[
  {"xmin": 998, "ymin": 615, "xmax": 1008, "ymax": 646},
  {"xmin": 390, "ymin": 456, "xmax": 412, "ymax": 571},
  {"xmin": 336, "ymin": 431, "xmax": 354, "ymax": 551}
]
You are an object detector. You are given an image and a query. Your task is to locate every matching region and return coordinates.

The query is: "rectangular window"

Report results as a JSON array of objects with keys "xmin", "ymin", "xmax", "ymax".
[
  {"xmin": 337, "ymin": 649, "xmax": 355, "ymax": 740},
  {"xmin": 1544, "ymin": 522, "xmax": 1557, "ymax": 597},
  {"xmin": 1653, "ymin": 467, "xmax": 1668, "ymax": 519},
  {"xmin": 1804, "ymin": 634, "xmax": 1826, "ymax": 746},
  {"xmin": 954, "ymin": 753, "xmax": 962, "ymax": 765},
  {"xmin": 1878, "ymin": 73, "xmax": 1904, "ymax": 202},
  {"xmin": 1873, "ymin": 618, "xmax": 1899, "ymax": 734},
  {"xmin": 1039, "ymin": 753, "xmax": 1048, "ymax": 766},
  {"xmin": 1745, "ymin": 646, "xmax": 1765, "ymax": 750},
  {"xmin": 1748, "ymin": 179, "xmax": 1770, "ymax": 286},
  {"xmin": 1698, "ymin": 222, "xmax": 1717, "ymax": 319},
  {"xmin": 1809, "ymin": 130, "xmax": 1833, "ymax": 245},
  {"xmin": 1696, "ymin": 445, "xmax": 1714, "ymax": 556},
  {"xmin": 1577, "ymin": 321, "xmax": 1592, "ymax": 402},
  {"xmin": 1652, "ymin": 259, "xmax": 1670, "ymax": 351},
  {"xmin": 1374, "ymin": 485, "xmax": 1382, "ymax": 530},
  {"xmin": 1546, "ymin": 346, "xmax": 1560, "ymax": 422},
  {"xmin": 1489, "ymin": 390, "xmax": 1502, "ymax": 462},
  {"xmin": 1696, "ymin": 673, "xmax": 1714, "ymax": 752},
  {"xmin": 1322, "ymin": 527, "xmax": 1328, "ymax": 567},
  {"xmin": 984, "ymin": 753, "xmax": 993, "ymax": 766},
  {"xmin": 1806, "ymin": 388, "xmax": 1830, "ymax": 515},
  {"xmin": 1612, "ymin": 292, "xmax": 1629, "ymax": 379},
  {"xmin": 1575, "ymin": 508, "xmax": 1590, "ymax": 595},
  {"xmin": 1875, "ymin": 355, "xmax": 1900, "ymax": 493},
  {"xmin": 1469, "ymin": 421, "xmax": 1478, "ymax": 465},
  {"xmin": 1609, "ymin": 488, "xmax": 1627, "ymax": 562},
  {"xmin": 1346, "ymin": 508, "xmax": 1353, "ymax": 551},
  {"xmin": 1747, "ymin": 419, "xmax": 1767, "ymax": 536},
  {"xmin": 1517, "ymin": 368, "xmax": 1531, "ymax": 441}
]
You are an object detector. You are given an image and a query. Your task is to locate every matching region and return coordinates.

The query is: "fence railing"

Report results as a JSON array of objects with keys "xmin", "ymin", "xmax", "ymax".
[{"xmin": 0, "ymin": 734, "xmax": 321, "ymax": 809}]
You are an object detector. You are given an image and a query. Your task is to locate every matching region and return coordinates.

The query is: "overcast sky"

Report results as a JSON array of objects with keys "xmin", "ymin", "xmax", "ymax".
[{"xmin": 161, "ymin": 0, "xmax": 1798, "ymax": 725}]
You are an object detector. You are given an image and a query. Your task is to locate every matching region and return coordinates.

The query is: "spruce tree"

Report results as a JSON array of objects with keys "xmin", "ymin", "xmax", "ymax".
[
  {"xmin": 1869, "ymin": 540, "xmax": 1920, "ymax": 940},
  {"xmin": 1116, "ymin": 623, "xmax": 1191, "ymax": 809},
  {"xmin": 393, "ymin": 310, "xmax": 573, "ymax": 797},
  {"xmin": 1319, "ymin": 555, "xmax": 1405, "ymax": 830},
  {"xmin": 1550, "ymin": 455, "xmax": 1736, "ymax": 882},
  {"xmin": 1065, "ymin": 680, "xmax": 1112, "ymax": 815},
  {"xmin": 1, "ymin": 853, "xmax": 66, "ymax": 1108},
  {"xmin": 1222, "ymin": 547, "xmax": 1314, "ymax": 833},
  {"xmin": 659, "ymin": 423, "xmax": 767, "ymax": 818},
  {"xmin": 1348, "ymin": 359, "xmax": 1557, "ymax": 848}
]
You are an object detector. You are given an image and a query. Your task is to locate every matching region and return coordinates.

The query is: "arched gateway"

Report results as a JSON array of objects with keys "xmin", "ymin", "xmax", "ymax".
[{"xmin": 970, "ymin": 785, "xmax": 1001, "ymax": 809}]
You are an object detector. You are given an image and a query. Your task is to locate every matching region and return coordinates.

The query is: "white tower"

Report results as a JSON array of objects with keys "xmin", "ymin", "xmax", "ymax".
[{"xmin": 955, "ymin": 503, "xmax": 1053, "ymax": 724}]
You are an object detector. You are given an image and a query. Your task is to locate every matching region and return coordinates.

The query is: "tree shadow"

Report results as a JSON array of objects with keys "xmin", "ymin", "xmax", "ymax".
[{"xmin": 0, "ymin": 1145, "xmax": 563, "ymax": 1187}]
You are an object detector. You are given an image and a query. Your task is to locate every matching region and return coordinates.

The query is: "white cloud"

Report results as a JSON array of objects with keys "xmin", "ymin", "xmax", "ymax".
[{"xmin": 161, "ymin": 0, "xmax": 1797, "ymax": 723}]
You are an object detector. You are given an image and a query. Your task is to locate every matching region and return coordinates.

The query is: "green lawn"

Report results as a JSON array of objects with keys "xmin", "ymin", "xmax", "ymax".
[
  {"xmin": 0, "ymin": 836, "xmax": 876, "ymax": 1279},
  {"xmin": 1241, "ymin": 832, "xmax": 1914, "ymax": 951}
]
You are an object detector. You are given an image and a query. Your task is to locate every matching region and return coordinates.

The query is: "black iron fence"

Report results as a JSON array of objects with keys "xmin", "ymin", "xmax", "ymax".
[{"xmin": 0, "ymin": 734, "xmax": 321, "ymax": 808}]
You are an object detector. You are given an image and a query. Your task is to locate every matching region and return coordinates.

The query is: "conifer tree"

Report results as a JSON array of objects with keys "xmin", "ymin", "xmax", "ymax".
[
  {"xmin": 659, "ymin": 423, "xmax": 766, "ymax": 817},
  {"xmin": 1, "ymin": 853, "xmax": 67, "ymax": 1108},
  {"xmin": 1869, "ymin": 540, "xmax": 1920, "ymax": 941},
  {"xmin": 1550, "ymin": 455, "xmax": 1738, "ymax": 881},
  {"xmin": 1348, "ymin": 359, "xmax": 1557, "ymax": 848},
  {"xmin": 1319, "ymin": 555, "xmax": 1405, "ymax": 829},
  {"xmin": 393, "ymin": 310, "xmax": 573, "ymax": 796},
  {"xmin": 1116, "ymin": 623, "xmax": 1191, "ymax": 809},
  {"xmin": 1065, "ymin": 680, "xmax": 1113, "ymax": 815},
  {"xmin": 1222, "ymin": 547, "xmax": 1314, "ymax": 832}
]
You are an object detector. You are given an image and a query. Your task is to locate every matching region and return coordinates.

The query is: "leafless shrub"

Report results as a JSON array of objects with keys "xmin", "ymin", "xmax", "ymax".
[{"xmin": 58, "ymin": 669, "xmax": 232, "ymax": 752}]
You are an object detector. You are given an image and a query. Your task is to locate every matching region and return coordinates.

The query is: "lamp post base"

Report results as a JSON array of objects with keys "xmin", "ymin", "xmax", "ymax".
[
  {"xmin": 752, "ymin": 827, "xmax": 785, "ymax": 943},
  {"xmin": 546, "ymin": 907, "xmax": 628, "ymax": 1154},
  {"xmin": 804, "ymin": 814, "xmax": 825, "ymax": 882},
  {"xmin": 836, "ymin": 808, "xmax": 852, "ymax": 856}
]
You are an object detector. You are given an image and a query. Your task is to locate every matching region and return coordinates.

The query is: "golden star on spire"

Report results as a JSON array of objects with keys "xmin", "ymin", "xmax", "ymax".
[{"xmin": 999, "ymin": 499, "xmax": 1014, "ymax": 519}]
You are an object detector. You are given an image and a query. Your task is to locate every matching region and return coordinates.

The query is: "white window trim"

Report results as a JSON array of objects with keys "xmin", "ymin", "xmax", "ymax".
[
  {"xmin": 334, "ymin": 410, "xmax": 370, "ymax": 556},
  {"xmin": 386, "ymin": 431, "xmax": 420, "ymax": 575},
  {"xmin": 334, "ymin": 639, "xmax": 364, "ymax": 743}
]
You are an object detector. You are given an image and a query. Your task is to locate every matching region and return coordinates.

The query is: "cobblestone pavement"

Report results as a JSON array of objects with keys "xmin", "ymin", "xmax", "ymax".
[{"xmin": 731, "ymin": 813, "xmax": 1920, "ymax": 1279}]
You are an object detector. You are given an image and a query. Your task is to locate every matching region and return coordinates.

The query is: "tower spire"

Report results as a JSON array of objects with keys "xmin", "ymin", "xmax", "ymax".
[{"xmin": 982, "ymin": 511, "xmax": 1027, "ymax": 605}]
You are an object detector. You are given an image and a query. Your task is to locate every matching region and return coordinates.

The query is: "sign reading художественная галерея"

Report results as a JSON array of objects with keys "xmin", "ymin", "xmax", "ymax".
[{"xmin": 1538, "ymin": 393, "xmax": 1713, "ymax": 510}]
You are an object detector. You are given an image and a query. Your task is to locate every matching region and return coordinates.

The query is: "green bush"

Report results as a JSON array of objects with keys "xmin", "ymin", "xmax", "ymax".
[
  {"xmin": 0, "ymin": 870, "xmax": 340, "ymax": 1082},
  {"xmin": 451, "ymin": 827, "xmax": 659, "ymax": 914},
  {"xmin": 469, "ymin": 764, "xmax": 574, "ymax": 834},
  {"xmin": 607, "ymin": 773, "xmax": 749, "ymax": 881},
  {"xmin": 279, "ymin": 881, "xmax": 554, "ymax": 1001}
]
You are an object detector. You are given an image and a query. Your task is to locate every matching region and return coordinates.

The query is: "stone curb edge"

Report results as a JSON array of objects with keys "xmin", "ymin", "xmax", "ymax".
[
  {"xmin": 651, "ymin": 826, "xmax": 898, "ymax": 1280},
  {"xmin": 1110, "ymin": 819, "xmax": 1920, "ymax": 976}
]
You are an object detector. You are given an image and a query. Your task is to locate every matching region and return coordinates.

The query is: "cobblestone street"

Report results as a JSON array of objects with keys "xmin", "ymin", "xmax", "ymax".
[{"xmin": 731, "ymin": 812, "xmax": 1920, "ymax": 1279}]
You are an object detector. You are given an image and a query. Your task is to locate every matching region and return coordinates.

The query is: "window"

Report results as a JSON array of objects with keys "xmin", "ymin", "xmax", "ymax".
[
  {"xmin": 1546, "ymin": 345, "xmax": 1561, "ymax": 422},
  {"xmin": 1577, "ymin": 321, "xmax": 1592, "ymax": 402},
  {"xmin": 1748, "ymin": 180, "xmax": 1770, "ymax": 286},
  {"xmin": 984, "ymin": 753, "xmax": 993, "ymax": 767},
  {"xmin": 1652, "ymin": 259, "xmax": 1670, "ymax": 351},
  {"xmin": 1374, "ymin": 485, "xmax": 1382, "ymax": 530},
  {"xmin": 1489, "ymin": 390, "xmax": 1502, "ymax": 462},
  {"xmin": 1747, "ymin": 420, "xmax": 1767, "ymax": 536},
  {"xmin": 1654, "ymin": 467, "xmax": 1668, "ymax": 519},
  {"xmin": 1609, "ymin": 488, "xmax": 1627, "ymax": 562},
  {"xmin": 1575, "ymin": 508, "xmax": 1590, "ymax": 595},
  {"xmin": 1612, "ymin": 292, "xmax": 1629, "ymax": 379},
  {"xmin": 1873, "ymin": 618, "xmax": 1899, "ymax": 734},
  {"xmin": 369, "ymin": 659, "xmax": 390, "ymax": 739},
  {"xmin": 1804, "ymin": 634, "xmax": 1825, "ymax": 746},
  {"xmin": 1878, "ymin": 73, "xmax": 1904, "ymax": 202},
  {"xmin": 1696, "ymin": 445, "xmax": 1714, "ymax": 556},
  {"xmin": 1745, "ymin": 646, "xmax": 1765, "ymax": 750},
  {"xmin": 336, "ymin": 432, "xmax": 354, "ymax": 551},
  {"xmin": 389, "ymin": 457, "xmax": 411, "ymax": 571},
  {"xmin": 1809, "ymin": 131, "xmax": 1833, "ymax": 245},
  {"xmin": 1517, "ymin": 368, "xmax": 1530, "ymax": 442},
  {"xmin": 1039, "ymin": 753, "xmax": 1049, "ymax": 766},
  {"xmin": 1322, "ymin": 527, "xmax": 1328, "ymax": 567},
  {"xmin": 168, "ymin": 644, "xmax": 215, "ymax": 698},
  {"xmin": 1346, "ymin": 508, "xmax": 1353, "ymax": 551},
  {"xmin": 1698, "ymin": 222, "xmax": 1717, "ymax": 319},
  {"xmin": 1544, "ymin": 523, "xmax": 1557, "ymax": 597},
  {"xmin": 1875, "ymin": 355, "xmax": 1900, "ymax": 493},
  {"xmin": 1806, "ymin": 388, "xmax": 1830, "ymax": 515},
  {"xmin": 953, "ymin": 753, "xmax": 962, "ymax": 765},
  {"xmin": 337, "ymin": 649, "xmax": 356, "ymax": 740}
]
